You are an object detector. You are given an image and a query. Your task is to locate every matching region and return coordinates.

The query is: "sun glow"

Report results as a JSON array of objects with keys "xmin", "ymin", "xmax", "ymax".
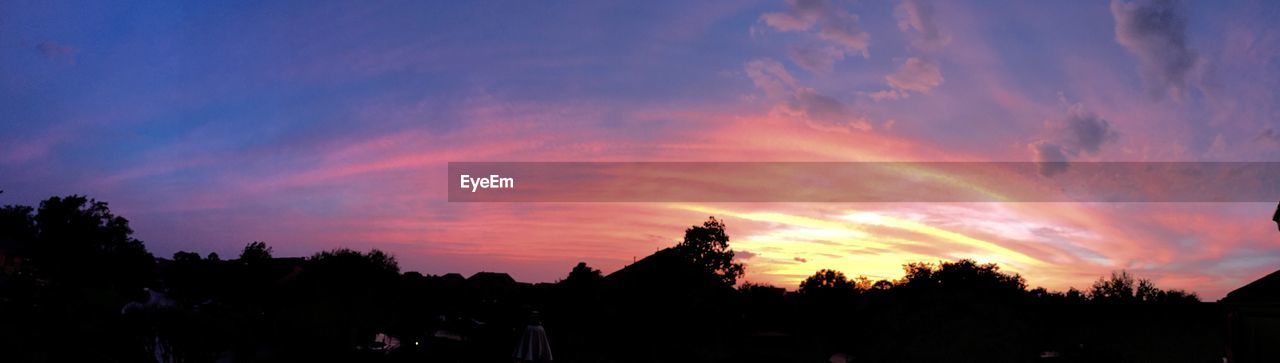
[{"xmin": 669, "ymin": 203, "xmax": 1046, "ymax": 287}]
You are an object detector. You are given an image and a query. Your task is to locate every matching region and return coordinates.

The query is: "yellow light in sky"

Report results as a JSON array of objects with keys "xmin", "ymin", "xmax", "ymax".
[
  {"xmin": 835, "ymin": 212, "xmax": 1045, "ymax": 267},
  {"xmin": 668, "ymin": 203, "xmax": 1046, "ymax": 288}
]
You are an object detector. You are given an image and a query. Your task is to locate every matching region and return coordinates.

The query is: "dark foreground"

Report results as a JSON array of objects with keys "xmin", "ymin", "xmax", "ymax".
[{"xmin": 3, "ymin": 196, "xmax": 1279, "ymax": 362}]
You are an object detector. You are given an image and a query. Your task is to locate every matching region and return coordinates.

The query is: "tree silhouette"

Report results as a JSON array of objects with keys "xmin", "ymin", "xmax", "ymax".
[
  {"xmin": 899, "ymin": 259, "xmax": 1026, "ymax": 295},
  {"xmin": 239, "ymin": 241, "xmax": 272, "ymax": 262},
  {"xmin": 0, "ymin": 195, "xmax": 157, "ymax": 361},
  {"xmin": 279, "ymin": 248, "xmax": 402, "ymax": 359},
  {"xmin": 1090, "ymin": 270, "xmax": 1139, "ymax": 302},
  {"xmin": 1089, "ymin": 270, "xmax": 1199, "ymax": 303},
  {"xmin": 173, "ymin": 251, "xmax": 202, "ymax": 262},
  {"xmin": 307, "ymin": 248, "xmax": 400, "ymax": 280},
  {"xmin": 29, "ymin": 195, "xmax": 155, "ymax": 294},
  {"xmin": 0, "ymin": 204, "xmax": 35, "ymax": 253},
  {"xmin": 562, "ymin": 262, "xmax": 602, "ymax": 286},
  {"xmin": 799, "ymin": 269, "xmax": 857, "ymax": 294},
  {"xmin": 674, "ymin": 216, "xmax": 745, "ymax": 286}
]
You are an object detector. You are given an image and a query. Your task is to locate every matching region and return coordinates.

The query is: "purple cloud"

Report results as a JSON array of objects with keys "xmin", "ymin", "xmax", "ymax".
[
  {"xmin": 895, "ymin": 0, "xmax": 949, "ymax": 50},
  {"xmin": 745, "ymin": 58, "xmax": 870, "ymax": 130},
  {"xmin": 788, "ymin": 45, "xmax": 845, "ymax": 74},
  {"xmin": 865, "ymin": 57, "xmax": 943, "ymax": 101},
  {"xmin": 760, "ymin": 0, "xmax": 871, "ymax": 72},
  {"xmin": 886, "ymin": 57, "xmax": 944, "ymax": 93}
]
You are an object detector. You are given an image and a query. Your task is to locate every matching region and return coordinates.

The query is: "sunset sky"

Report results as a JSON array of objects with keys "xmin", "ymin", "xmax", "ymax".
[{"xmin": 4, "ymin": 0, "xmax": 1280, "ymax": 299}]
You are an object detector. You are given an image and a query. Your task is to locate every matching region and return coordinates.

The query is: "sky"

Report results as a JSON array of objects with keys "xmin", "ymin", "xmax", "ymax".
[{"xmin": 3, "ymin": 0, "xmax": 1280, "ymax": 299}]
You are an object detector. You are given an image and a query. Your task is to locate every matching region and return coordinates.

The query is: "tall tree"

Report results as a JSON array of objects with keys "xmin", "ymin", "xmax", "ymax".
[{"xmin": 675, "ymin": 216, "xmax": 745, "ymax": 286}]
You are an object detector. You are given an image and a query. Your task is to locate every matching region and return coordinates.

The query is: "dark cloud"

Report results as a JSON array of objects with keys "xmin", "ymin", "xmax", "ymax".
[
  {"xmin": 1064, "ymin": 106, "xmax": 1116, "ymax": 154},
  {"xmin": 1028, "ymin": 104, "xmax": 1118, "ymax": 176},
  {"xmin": 737, "ymin": 250, "xmax": 758, "ymax": 260},
  {"xmin": 793, "ymin": 256, "xmax": 808, "ymax": 263},
  {"xmin": 1110, "ymin": 0, "xmax": 1199, "ymax": 98},
  {"xmin": 35, "ymin": 41, "xmax": 76, "ymax": 63},
  {"xmin": 895, "ymin": 0, "xmax": 949, "ymax": 50}
]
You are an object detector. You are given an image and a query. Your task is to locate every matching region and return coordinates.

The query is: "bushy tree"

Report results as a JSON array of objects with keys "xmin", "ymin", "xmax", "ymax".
[
  {"xmin": 28, "ymin": 196, "xmax": 156, "ymax": 294},
  {"xmin": 0, "ymin": 196, "xmax": 157, "ymax": 361},
  {"xmin": 562, "ymin": 262, "xmax": 603, "ymax": 287},
  {"xmin": 899, "ymin": 259, "xmax": 1026, "ymax": 294},
  {"xmin": 799, "ymin": 269, "xmax": 857, "ymax": 294},
  {"xmin": 1089, "ymin": 270, "xmax": 1199, "ymax": 303},
  {"xmin": 0, "ymin": 204, "xmax": 36, "ymax": 252},
  {"xmin": 869, "ymin": 279, "xmax": 894, "ymax": 291},
  {"xmin": 239, "ymin": 241, "xmax": 272, "ymax": 262},
  {"xmin": 277, "ymin": 248, "xmax": 401, "ymax": 357},
  {"xmin": 1090, "ymin": 270, "xmax": 1139, "ymax": 303},
  {"xmin": 173, "ymin": 251, "xmax": 202, "ymax": 262},
  {"xmin": 674, "ymin": 216, "xmax": 745, "ymax": 286}
]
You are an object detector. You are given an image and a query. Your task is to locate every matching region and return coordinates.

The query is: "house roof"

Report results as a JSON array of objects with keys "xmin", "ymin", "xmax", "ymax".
[
  {"xmin": 467, "ymin": 271, "xmax": 516, "ymax": 286},
  {"xmin": 1222, "ymin": 269, "xmax": 1280, "ymax": 304}
]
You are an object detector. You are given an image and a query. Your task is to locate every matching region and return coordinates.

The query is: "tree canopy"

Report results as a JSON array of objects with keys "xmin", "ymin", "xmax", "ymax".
[
  {"xmin": 1090, "ymin": 270, "xmax": 1199, "ymax": 303},
  {"xmin": 799, "ymin": 269, "xmax": 857, "ymax": 294},
  {"xmin": 6, "ymin": 195, "xmax": 155, "ymax": 294},
  {"xmin": 240, "ymin": 241, "xmax": 273, "ymax": 262},
  {"xmin": 562, "ymin": 262, "xmax": 603, "ymax": 287},
  {"xmin": 674, "ymin": 216, "xmax": 745, "ymax": 286}
]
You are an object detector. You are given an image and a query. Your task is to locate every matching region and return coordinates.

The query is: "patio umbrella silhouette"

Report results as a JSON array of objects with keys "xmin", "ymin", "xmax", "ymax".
[{"xmin": 513, "ymin": 311, "xmax": 553, "ymax": 362}]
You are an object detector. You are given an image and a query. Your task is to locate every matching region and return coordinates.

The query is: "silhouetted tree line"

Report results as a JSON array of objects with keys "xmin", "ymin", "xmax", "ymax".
[{"xmin": 0, "ymin": 196, "xmax": 1225, "ymax": 362}]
